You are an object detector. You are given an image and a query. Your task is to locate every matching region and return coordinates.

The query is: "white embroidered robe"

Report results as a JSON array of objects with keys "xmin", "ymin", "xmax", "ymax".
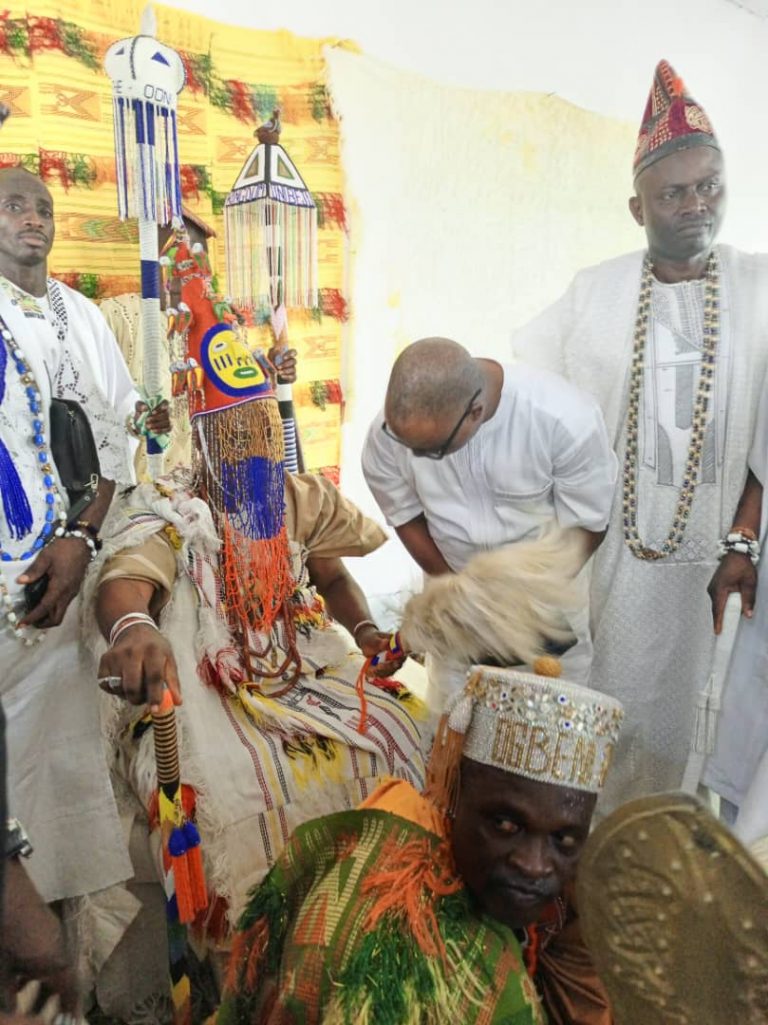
[{"xmin": 512, "ymin": 244, "xmax": 768, "ymax": 811}]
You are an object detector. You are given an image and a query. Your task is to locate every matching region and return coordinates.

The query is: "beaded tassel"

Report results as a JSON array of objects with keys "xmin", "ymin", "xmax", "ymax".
[{"xmin": 622, "ymin": 252, "xmax": 720, "ymax": 560}]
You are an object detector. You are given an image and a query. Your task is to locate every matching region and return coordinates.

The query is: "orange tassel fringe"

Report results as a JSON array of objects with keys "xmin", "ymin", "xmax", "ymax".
[{"xmin": 362, "ymin": 834, "xmax": 461, "ymax": 962}]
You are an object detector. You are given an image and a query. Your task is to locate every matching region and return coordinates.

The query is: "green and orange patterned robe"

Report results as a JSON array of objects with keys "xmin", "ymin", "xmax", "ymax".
[{"xmin": 217, "ymin": 784, "xmax": 545, "ymax": 1025}]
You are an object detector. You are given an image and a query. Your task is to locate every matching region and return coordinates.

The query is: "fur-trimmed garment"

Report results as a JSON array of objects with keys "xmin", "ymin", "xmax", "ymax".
[{"xmin": 79, "ymin": 473, "xmax": 427, "ymax": 1019}]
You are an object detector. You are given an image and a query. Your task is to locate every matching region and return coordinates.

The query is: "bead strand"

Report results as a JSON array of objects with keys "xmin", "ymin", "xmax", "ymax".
[
  {"xmin": 622, "ymin": 252, "xmax": 720, "ymax": 561},
  {"xmin": 0, "ymin": 316, "xmax": 67, "ymax": 643}
]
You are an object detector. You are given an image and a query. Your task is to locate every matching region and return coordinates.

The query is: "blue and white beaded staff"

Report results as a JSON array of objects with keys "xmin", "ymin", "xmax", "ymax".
[
  {"xmin": 104, "ymin": 14, "xmax": 194, "ymax": 1023},
  {"xmin": 105, "ymin": 4, "xmax": 184, "ymax": 479}
]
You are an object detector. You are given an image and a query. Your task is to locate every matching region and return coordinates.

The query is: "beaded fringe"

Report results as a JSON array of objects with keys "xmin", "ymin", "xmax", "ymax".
[
  {"xmin": 112, "ymin": 96, "xmax": 182, "ymax": 224},
  {"xmin": 195, "ymin": 403, "xmax": 294, "ymax": 646},
  {"xmin": 224, "ymin": 199, "xmax": 317, "ymax": 310}
]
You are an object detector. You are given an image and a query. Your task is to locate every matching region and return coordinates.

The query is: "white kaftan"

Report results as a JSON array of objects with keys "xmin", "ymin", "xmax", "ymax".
[
  {"xmin": 512, "ymin": 244, "xmax": 768, "ymax": 812},
  {"xmin": 704, "ymin": 372, "xmax": 768, "ymax": 837},
  {"xmin": 0, "ymin": 275, "xmax": 137, "ymax": 900},
  {"xmin": 362, "ymin": 362, "xmax": 617, "ymax": 689}
]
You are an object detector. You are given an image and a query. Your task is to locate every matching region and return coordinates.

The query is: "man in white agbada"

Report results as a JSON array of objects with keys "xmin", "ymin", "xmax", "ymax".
[
  {"xmin": 704, "ymin": 374, "xmax": 768, "ymax": 847},
  {"xmin": 361, "ymin": 337, "xmax": 617, "ymax": 694},
  {"xmin": 0, "ymin": 166, "xmax": 164, "ymax": 902},
  {"xmin": 511, "ymin": 60, "xmax": 768, "ymax": 811}
]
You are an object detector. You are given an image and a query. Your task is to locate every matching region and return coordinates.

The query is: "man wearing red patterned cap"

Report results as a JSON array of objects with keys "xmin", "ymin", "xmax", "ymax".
[{"xmin": 512, "ymin": 60, "xmax": 768, "ymax": 812}]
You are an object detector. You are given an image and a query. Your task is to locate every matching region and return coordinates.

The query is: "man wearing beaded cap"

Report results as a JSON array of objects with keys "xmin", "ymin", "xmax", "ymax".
[
  {"xmin": 215, "ymin": 662, "xmax": 624, "ymax": 1025},
  {"xmin": 512, "ymin": 59, "xmax": 768, "ymax": 811}
]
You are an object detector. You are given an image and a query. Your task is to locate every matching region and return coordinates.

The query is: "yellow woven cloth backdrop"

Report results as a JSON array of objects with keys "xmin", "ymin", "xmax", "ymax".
[{"xmin": 0, "ymin": 0, "xmax": 347, "ymax": 476}]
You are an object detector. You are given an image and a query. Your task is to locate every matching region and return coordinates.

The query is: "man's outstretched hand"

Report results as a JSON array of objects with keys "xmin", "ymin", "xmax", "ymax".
[{"xmin": 97, "ymin": 622, "xmax": 182, "ymax": 712}]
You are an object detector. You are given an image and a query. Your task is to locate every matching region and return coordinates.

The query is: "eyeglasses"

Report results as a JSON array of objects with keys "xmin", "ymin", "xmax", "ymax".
[{"xmin": 381, "ymin": 388, "xmax": 482, "ymax": 460}]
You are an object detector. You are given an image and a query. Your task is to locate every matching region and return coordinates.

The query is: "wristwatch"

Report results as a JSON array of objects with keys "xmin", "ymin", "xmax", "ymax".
[{"xmin": 5, "ymin": 817, "xmax": 33, "ymax": 859}]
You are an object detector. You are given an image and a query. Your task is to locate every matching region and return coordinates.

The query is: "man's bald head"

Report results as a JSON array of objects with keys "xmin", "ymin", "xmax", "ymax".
[{"xmin": 385, "ymin": 338, "xmax": 484, "ymax": 429}]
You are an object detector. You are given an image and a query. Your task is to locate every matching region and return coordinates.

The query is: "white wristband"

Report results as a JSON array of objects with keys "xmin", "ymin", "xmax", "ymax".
[
  {"xmin": 109, "ymin": 612, "xmax": 158, "ymax": 647},
  {"xmin": 352, "ymin": 619, "xmax": 378, "ymax": 640}
]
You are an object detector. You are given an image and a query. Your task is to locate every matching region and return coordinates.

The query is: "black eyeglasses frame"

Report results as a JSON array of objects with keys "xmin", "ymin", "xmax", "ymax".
[{"xmin": 381, "ymin": 387, "xmax": 482, "ymax": 460}]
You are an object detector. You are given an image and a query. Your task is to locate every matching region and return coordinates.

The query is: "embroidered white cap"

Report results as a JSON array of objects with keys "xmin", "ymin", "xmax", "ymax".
[{"xmin": 449, "ymin": 665, "xmax": 625, "ymax": 794}]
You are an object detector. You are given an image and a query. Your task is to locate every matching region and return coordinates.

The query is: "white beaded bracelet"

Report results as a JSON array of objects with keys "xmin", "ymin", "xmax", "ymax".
[
  {"xmin": 716, "ymin": 530, "xmax": 761, "ymax": 566},
  {"xmin": 55, "ymin": 526, "xmax": 99, "ymax": 561},
  {"xmin": 109, "ymin": 611, "xmax": 159, "ymax": 647}
]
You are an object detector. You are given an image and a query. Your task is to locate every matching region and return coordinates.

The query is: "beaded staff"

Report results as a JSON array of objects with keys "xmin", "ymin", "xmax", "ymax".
[
  {"xmin": 104, "ymin": 4, "xmax": 183, "ymax": 479},
  {"xmin": 224, "ymin": 110, "xmax": 318, "ymax": 473},
  {"xmin": 151, "ymin": 691, "xmax": 207, "ymax": 1025},
  {"xmin": 105, "ymin": 12, "xmax": 198, "ymax": 1024}
]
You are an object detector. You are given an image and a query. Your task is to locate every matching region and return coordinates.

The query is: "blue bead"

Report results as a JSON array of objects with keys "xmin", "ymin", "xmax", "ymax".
[
  {"xmin": 45, "ymin": 510, "xmax": 54, "ymax": 522},
  {"xmin": 33, "ymin": 434, "xmax": 44, "ymax": 446},
  {"xmin": 33, "ymin": 420, "xmax": 43, "ymax": 431},
  {"xmin": 14, "ymin": 362, "xmax": 25, "ymax": 375},
  {"xmin": 32, "ymin": 538, "xmax": 44, "ymax": 551},
  {"xmin": 45, "ymin": 494, "xmax": 55, "ymax": 505},
  {"xmin": 38, "ymin": 451, "xmax": 48, "ymax": 463},
  {"xmin": 19, "ymin": 551, "xmax": 31, "ymax": 560},
  {"xmin": 30, "ymin": 403, "xmax": 39, "ymax": 413},
  {"xmin": 25, "ymin": 386, "xmax": 35, "ymax": 398},
  {"xmin": 42, "ymin": 522, "xmax": 53, "ymax": 535},
  {"xmin": 0, "ymin": 552, "xmax": 11, "ymax": 562},
  {"xmin": 43, "ymin": 474, "xmax": 53, "ymax": 486}
]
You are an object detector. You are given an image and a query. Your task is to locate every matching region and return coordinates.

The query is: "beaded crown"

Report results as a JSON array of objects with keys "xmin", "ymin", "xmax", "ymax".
[
  {"xmin": 634, "ymin": 60, "xmax": 719, "ymax": 178},
  {"xmin": 449, "ymin": 666, "xmax": 624, "ymax": 794}
]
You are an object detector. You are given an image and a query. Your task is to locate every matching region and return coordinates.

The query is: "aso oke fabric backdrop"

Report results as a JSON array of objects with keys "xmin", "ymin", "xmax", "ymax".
[{"xmin": 0, "ymin": 0, "xmax": 349, "ymax": 478}]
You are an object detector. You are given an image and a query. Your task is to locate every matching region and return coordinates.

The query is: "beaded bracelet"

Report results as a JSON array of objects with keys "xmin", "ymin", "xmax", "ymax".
[
  {"xmin": 74, "ymin": 519, "xmax": 101, "ymax": 542},
  {"xmin": 352, "ymin": 618, "xmax": 378, "ymax": 640},
  {"xmin": 54, "ymin": 526, "xmax": 100, "ymax": 561},
  {"xmin": 716, "ymin": 530, "xmax": 761, "ymax": 565},
  {"xmin": 109, "ymin": 611, "xmax": 159, "ymax": 647}
]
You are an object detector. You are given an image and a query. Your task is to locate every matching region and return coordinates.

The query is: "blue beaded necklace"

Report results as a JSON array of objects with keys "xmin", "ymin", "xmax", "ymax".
[{"xmin": 0, "ymin": 314, "xmax": 66, "ymax": 563}]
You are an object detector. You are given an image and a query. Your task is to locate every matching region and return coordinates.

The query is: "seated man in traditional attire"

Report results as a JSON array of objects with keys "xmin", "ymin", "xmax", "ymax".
[
  {"xmin": 78, "ymin": 230, "xmax": 428, "ymax": 1020},
  {"xmin": 216, "ymin": 662, "xmax": 625, "ymax": 1025}
]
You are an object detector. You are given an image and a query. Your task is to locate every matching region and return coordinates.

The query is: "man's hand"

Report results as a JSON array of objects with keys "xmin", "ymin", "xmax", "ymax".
[
  {"xmin": 2, "ymin": 861, "xmax": 81, "ymax": 1015},
  {"xmin": 97, "ymin": 622, "xmax": 181, "ymax": 711},
  {"xmin": 707, "ymin": 552, "xmax": 758, "ymax": 635},
  {"xmin": 17, "ymin": 538, "xmax": 90, "ymax": 629},
  {"xmin": 135, "ymin": 399, "xmax": 171, "ymax": 437},
  {"xmin": 356, "ymin": 624, "xmax": 405, "ymax": 677},
  {"xmin": 267, "ymin": 346, "xmax": 298, "ymax": 385}
]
